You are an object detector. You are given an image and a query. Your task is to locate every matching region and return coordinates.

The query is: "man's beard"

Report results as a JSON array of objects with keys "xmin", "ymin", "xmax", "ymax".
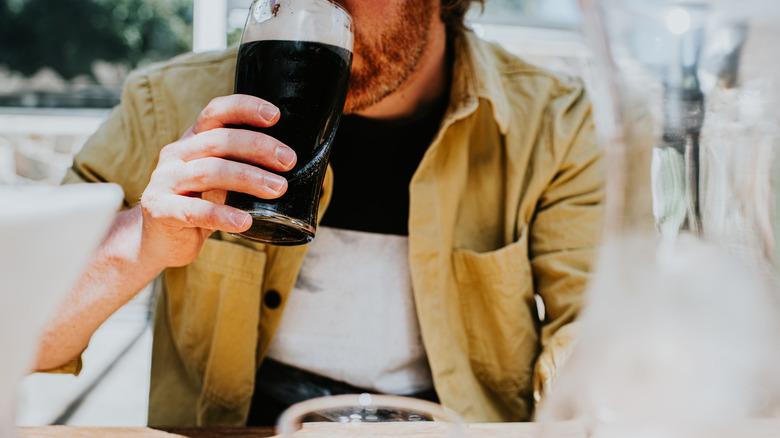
[{"xmin": 343, "ymin": 0, "xmax": 436, "ymax": 114}]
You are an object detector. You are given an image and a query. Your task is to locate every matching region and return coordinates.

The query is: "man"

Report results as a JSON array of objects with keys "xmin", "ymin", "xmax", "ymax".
[{"xmin": 36, "ymin": 0, "xmax": 604, "ymax": 427}]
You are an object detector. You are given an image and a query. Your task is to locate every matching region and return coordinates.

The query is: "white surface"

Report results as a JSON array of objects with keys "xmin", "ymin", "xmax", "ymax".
[
  {"xmin": 268, "ymin": 226, "xmax": 432, "ymax": 395},
  {"xmin": 0, "ymin": 108, "xmax": 108, "ymax": 136},
  {"xmin": 0, "ymin": 183, "xmax": 123, "ymax": 434}
]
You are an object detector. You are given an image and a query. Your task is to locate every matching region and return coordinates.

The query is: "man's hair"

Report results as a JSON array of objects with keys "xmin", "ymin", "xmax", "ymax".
[{"xmin": 441, "ymin": 0, "xmax": 485, "ymax": 32}]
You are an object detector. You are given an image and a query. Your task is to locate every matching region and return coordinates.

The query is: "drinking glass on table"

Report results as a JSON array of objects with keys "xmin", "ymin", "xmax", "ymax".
[
  {"xmin": 226, "ymin": 0, "xmax": 353, "ymax": 245},
  {"xmin": 276, "ymin": 393, "xmax": 467, "ymax": 437}
]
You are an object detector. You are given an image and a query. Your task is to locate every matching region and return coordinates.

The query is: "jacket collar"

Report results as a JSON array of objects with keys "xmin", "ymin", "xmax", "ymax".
[{"xmin": 447, "ymin": 30, "xmax": 512, "ymax": 135}]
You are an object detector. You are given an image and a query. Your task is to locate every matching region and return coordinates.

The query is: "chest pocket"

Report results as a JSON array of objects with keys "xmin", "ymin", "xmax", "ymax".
[
  {"xmin": 164, "ymin": 237, "xmax": 267, "ymax": 408},
  {"xmin": 453, "ymin": 228, "xmax": 539, "ymax": 396}
]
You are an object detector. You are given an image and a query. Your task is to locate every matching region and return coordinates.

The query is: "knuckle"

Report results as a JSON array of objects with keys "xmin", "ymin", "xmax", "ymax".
[
  {"xmin": 204, "ymin": 210, "xmax": 222, "ymax": 230},
  {"xmin": 219, "ymin": 128, "xmax": 238, "ymax": 148},
  {"xmin": 237, "ymin": 93, "xmax": 256, "ymax": 106},
  {"xmin": 201, "ymin": 141, "xmax": 219, "ymax": 158},
  {"xmin": 236, "ymin": 165, "xmax": 257, "ymax": 186},
  {"xmin": 188, "ymin": 158, "xmax": 213, "ymax": 183},
  {"xmin": 158, "ymin": 144, "xmax": 175, "ymax": 161},
  {"xmin": 251, "ymin": 132, "xmax": 267, "ymax": 152},
  {"xmin": 207, "ymin": 96, "xmax": 225, "ymax": 111},
  {"xmin": 149, "ymin": 161, "xmax": 174, "ymax": 185},
  {"xmin": 253, "ymin": 132, "xmax": 278, "ymax": 155},
  {"xmin": 140, "ymin": 193, "xmax": 163, "ymax": 220},
  {"xmin": 198, "ymin": 131, "xmax": 222, "ymax": 156},
  {"xmin": 199, "ymin": 97, "xmax": 222, "ymax": 121},
  {"xmin": 186, "ymin": 204, "xmax": 218, "ymax": 229},
  {"xmin": 200, "ymin": 128, "xmax": 235, "ymax": 157},
  {"xmin": 140, "ymin": 193, "xmax": 152, "ymax": 211},
  {"xmin": 181, "ymin": 206, "xmax": 197, "ymax": 224}
]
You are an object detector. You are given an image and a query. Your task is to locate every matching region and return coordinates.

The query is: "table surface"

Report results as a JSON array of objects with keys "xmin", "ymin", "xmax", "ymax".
[
  {"xmin": 19, "ymin": 426, "xmax": 275, "ymax": 438},
  {"xmin": 18, "ymin": 420, "xmax": 780, "ymax": 437},
  {"xmin": 19, "ymin": 423, "xmax": 546, "ymax": 438}
]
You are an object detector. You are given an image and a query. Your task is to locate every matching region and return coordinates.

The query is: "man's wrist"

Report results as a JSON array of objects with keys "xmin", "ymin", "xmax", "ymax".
[{"xmin": 105, "ymin": 206, "xmax": 168, "ymax": 284}]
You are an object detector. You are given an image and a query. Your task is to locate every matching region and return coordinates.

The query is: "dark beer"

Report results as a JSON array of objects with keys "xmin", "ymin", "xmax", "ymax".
[{"xmin": 226, "ymin": 39, "xmax": 352, "ymax": 245}]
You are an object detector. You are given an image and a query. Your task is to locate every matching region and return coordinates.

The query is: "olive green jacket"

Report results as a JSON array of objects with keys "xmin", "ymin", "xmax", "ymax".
[{"xmin": 64, "ymin": 31, "xmax": 604, "ymax": 426}]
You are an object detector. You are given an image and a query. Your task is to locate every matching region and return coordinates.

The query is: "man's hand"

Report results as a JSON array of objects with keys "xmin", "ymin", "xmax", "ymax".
[
  {"xmin": 533, "ymin": 322, "xmax": 579, "ymax": 407},
  {"xmin": 139, "ymin": 94, "xmax": 296, "ymax": 268},
  {"xmin": 35, "ymin": 95, "xmax": 297, "ymax": 372}
]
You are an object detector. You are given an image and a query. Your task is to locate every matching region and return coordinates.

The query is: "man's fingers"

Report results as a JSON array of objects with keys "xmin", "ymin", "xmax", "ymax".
[
  {"xmin": 171, "ymin": 157, "xmax": 288, "ymax": 199},
  {"xmin": 143, "ymin": 94, "xmax": 290, "ymax": 235},
  {"xmin": 145, "ymin": 194, "xmax": 252, "ymax": 233},
  {"xmin": 170, "ymin": 128, "xmax": 296, "ymax": 172},
  {"xmin": 189, "ymin": 94, "xmax": 280, "ymax": 136},
  {"xmin": 201, "ymin": 189, "xmax": 227, "ymax": 205}
]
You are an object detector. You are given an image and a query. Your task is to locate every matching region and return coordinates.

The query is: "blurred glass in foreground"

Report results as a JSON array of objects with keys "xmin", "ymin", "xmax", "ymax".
[
  {"xmin": 276, "ymin": 393, "xmax": 466, "ymax": 438},
  {"xmin": 537, "ymin": 0, "xmax": 780, "ymax": 436}
]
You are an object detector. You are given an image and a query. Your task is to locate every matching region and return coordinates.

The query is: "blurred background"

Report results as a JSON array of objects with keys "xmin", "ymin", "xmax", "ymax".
[{"xmin": 0, "ymin": 0, "xmax": 590, "ymax": 427}]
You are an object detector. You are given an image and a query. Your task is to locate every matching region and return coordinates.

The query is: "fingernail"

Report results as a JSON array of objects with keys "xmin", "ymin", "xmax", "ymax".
[
  {"xmin": 275, "ymin": 146, "xmax": 296, "ymax": 168},
  {"xmin": 231, "ymin": 211, "xmax": 250, "ymax": 229},
  {"xmin": 260, "ymin": 104, "xmax": 279, "ymax": 123},
  {"xmin": 265, "ymin": 174, "xmax": 286, "ymax": 193}
]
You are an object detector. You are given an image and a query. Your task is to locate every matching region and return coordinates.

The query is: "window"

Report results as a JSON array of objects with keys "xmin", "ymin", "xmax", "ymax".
[{"xmin": 470, "ymin": 0, "xmax": 582, "ymax": 29}]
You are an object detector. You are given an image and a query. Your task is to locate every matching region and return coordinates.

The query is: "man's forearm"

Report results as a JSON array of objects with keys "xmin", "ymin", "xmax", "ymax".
[
  {"xmin": 35, "ymin": 93, "xmax": 288, "ymax": 371},
  {"xmin": 34, "ymin": 205, "xmax": 166, "ymax": 371}
]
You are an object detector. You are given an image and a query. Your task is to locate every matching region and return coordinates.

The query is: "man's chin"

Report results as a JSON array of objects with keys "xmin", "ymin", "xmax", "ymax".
[
  {"xmin": 343, "ymin": 91, "xmax": 384, "ymax": 115},
  {"xmin": 343, "ymin": 77, "xmax": 402, "ymax": 115},
  {"xmin": 342, "ymin": 101, "xmax": 370, "ymax": 115}
]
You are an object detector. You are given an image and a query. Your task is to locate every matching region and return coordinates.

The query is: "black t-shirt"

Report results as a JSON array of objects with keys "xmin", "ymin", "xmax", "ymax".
[{"xmin": 319, "ymin": 97, "xmax": 449, "ymax": 236}]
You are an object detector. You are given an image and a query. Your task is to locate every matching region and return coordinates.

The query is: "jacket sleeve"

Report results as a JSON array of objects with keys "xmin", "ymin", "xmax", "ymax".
[
  {"xmin": 63, "ymin": 69, "xmax": 161, "ymax": 208},
  {"xmin": 527, "ymin": 79, "xmax": 605, "ymax": 404}
]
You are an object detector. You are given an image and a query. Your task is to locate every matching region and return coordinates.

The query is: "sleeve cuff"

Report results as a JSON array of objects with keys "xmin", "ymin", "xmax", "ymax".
[{"xmin": 38, "ymin": 355, "xmax": 83, "ymax": 376}]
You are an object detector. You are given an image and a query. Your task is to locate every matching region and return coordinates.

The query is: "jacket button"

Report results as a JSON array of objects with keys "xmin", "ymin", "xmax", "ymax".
[{"xmin": 263, "ymin": 289, "xmax": 282, "ymax": 309}]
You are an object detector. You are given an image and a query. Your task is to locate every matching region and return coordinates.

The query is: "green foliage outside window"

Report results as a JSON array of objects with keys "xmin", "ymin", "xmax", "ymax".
[{"xmin": 0, "ymin": 0, "xmax": 193, "ymax": 80}]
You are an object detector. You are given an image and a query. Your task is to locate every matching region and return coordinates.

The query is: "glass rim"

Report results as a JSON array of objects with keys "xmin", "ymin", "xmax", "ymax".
[
  {"xmin": 324, "ymin": 0, "xmax": 352, "ymax": 24},
  {"xmin": 250, "ymin": 0, "xmax": 353, "ymax": 23},
  {"xmin": 276, "ymin": 393, "xmax": 467, "ymax": 436},
  {"xmin": 243, "ymin": 0, "xmax": 353, "ymax": 50}
]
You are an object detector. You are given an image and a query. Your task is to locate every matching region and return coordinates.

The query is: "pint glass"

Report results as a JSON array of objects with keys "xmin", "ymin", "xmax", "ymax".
[{"xmin": 225, "ymin": 0, "xmax": 353, "ymax": 245}]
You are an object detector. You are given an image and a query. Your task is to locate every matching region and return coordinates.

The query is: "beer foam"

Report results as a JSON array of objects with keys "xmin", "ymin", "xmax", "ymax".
[{"xmin": 242, "ymin": 0, "xmax": 353, "ymax": 51}]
